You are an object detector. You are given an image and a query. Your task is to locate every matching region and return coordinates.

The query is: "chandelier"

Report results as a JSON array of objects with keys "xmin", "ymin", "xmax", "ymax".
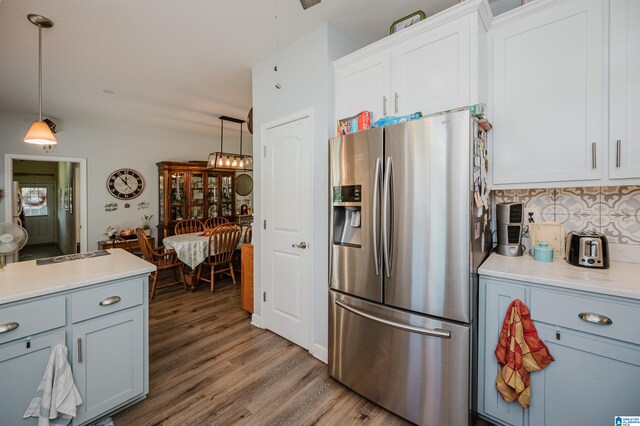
[{"xmin": 207, "ymin": 116, "xmax": 253, "ymax": 171}]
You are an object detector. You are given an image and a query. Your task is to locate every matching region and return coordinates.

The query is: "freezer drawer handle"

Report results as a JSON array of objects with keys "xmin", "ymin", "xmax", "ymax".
[
  {"xmin": 99, "ymin": 296, "xmax": 121, "ymax": 306},
  {"xmin": 578, "ymin": 312, "xmax": 612, "ymax": 325},
  {"xmin": 0, "ymin": 322, "xmax": 19, "ymax": 334},
  {"xmin": 335, "ymin": 299, "xmax": 451, "ymax": 339}
]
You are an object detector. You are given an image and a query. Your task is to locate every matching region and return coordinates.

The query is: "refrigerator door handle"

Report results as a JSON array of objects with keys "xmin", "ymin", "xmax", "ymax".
[
  {"xmin": 382, "ymin": 157, "xmax": 394, "ymax": 277},
  {"xmin": 372, "ymin": 158, "xmax": 382, "ymax": 275},
  {"xmin": 335, "ymin": 299, "xmax": 452, "ymax": 339}
]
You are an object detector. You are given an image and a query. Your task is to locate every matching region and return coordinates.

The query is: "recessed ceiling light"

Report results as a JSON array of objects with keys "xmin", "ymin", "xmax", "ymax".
[{"xmin": 102, "ymin": 89, "xmax": 116, "ymax": 95}]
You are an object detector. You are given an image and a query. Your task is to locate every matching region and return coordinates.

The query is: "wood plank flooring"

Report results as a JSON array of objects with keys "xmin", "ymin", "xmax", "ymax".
[{"xmin": 113, "ymin": 279, "xmax": 409, "ymax": 426}]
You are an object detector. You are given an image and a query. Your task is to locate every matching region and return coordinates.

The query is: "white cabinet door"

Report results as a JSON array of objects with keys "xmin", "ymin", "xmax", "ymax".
[
  {"xmin": 392, "ymin": 17, "xmax": 471, "ymax": 117},
  {"xmin": 335, "ymin": 50, "xmax": 391, "ymax": 125},
  {"xmin": 491, "ymin": 0, "xmax": 604, "ymax": 185},
  {"xmin": 609, "ymin": 0, "xmax": 640, "ymax": 179}
]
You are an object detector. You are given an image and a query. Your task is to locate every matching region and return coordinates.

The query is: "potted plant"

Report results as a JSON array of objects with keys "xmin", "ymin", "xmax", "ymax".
[
  {"xmin": 106, "ymin": 226, "xmax": 118, "ymax": 240},
  {"xmin": 141, "ymin": 215, "xmax": 153, "ymax": 236}
]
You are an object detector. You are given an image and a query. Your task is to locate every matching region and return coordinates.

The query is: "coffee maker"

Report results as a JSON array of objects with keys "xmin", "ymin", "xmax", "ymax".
[{"xmin": 496, "ymin": 202, "xmax": 524, "ymax": 256}]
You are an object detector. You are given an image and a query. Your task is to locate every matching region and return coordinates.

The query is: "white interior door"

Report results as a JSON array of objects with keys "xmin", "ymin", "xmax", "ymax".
[{"xmin": 262, "ymin": 116, "xmax": 311, "ymax": 349}]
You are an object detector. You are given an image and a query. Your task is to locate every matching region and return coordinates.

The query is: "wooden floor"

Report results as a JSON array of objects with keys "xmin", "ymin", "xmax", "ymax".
[{"xmin": 113, "ymin": 277, "xmax": 409, "ymax": 426}]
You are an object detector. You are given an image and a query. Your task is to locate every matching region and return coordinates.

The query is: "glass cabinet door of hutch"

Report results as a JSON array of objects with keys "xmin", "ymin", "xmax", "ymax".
[
  {"xmin": 207, "ymin": 173, "xmax": 219, "ymax": 217},
  {"xmin": 191, "ymin": 172, "xmax": 205, "ymax": 219},
  {"xmin": 170, "ymin": 172, "xmax": 186, "ymax": 222}
]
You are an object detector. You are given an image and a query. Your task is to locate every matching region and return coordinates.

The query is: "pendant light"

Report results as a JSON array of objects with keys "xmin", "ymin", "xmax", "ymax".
[
  {"xmin": 207, "ymin": 116, "xmax": 253, "ymax": 172},
  {"xmin": 24, "ymin": 14, "xmax": 57, "ymax": 147}
]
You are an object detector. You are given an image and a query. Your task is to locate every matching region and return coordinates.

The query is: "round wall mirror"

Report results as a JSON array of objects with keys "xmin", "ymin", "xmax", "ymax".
[{"xmin": 236, "ymin": 174, "xmax": 253, "ymax": 196}]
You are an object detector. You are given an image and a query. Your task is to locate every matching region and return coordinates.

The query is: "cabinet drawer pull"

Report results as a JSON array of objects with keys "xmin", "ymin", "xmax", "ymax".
[
  {"xmin": 616, "ymin": 139, "xmax": 621, "ymax": 167},
  {"xmin": 592, "ymin": 142, "xmax": 597, "ymax": 169},
  {"xmin": 0, "ymin": 322, "xmax": 19, "ymax": 334},
  {"xmin": 578, "ymin": 312, "xmax": 612, "ymax": 325},
  {"xmin": 77, "ymin": 338, "xmax": 82, "ymax": 363},
  {"xmin": 99, "ymin": 296, "xmax": 121, "ymax": 306}
]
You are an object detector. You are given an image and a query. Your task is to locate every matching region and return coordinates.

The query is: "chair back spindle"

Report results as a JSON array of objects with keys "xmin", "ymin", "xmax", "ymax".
[{"xmin": 175, "ymin": 219, "xmax": 204, "ymax": 235}]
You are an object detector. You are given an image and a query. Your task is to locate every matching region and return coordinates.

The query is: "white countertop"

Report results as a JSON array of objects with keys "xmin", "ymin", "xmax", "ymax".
[
  {"xmin": 0, "ymin": 249, "xmax": 156, "ymax": 305},
  {"xmin": 479, "ymin": 253, "xmax": 640, "ymax": 300}
]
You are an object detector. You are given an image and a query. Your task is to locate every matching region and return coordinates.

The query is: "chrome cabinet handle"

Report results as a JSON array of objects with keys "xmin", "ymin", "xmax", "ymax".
[
  {"xmin": 383, "ymin": 96, "xmax": 387, "ymax": 116},
  {"xmin": 99, "ymin": 296, "xmax": 121, "ymax": 306},
  {"xmin": 0, "ymin": 322, "xmax": 19, "ymax": 334},
  {"xmin": 372, "ymin": 158, "xmax": 382, "ymax": 276},
  {"xmin": 77, "ymin": 338, "xmax": 82, "ymax": 363},
  {"xmin": 394, "ymin": 92, "xmax": 399, "ymax": 113},
  {"xmin": 382, "ymin": 157, "xmax": 394, "ymax": 277},
  {"xmin": 616, "ymin": 139, "xmax": 621, "ymax": 168},
  {"xmin": 335, "ymin": 299, "xmax": 451, "ymax": 338},
  {"xmin": 592, "ymin": 142, "xmax": 597, "ymax": 169},
  {"xmin": 291, "ymin": 242, "xmax": 307, "ymax": 249},
  {"xmin": 578, "ymin": 312, "xmax": 612, "ymax": 325}
]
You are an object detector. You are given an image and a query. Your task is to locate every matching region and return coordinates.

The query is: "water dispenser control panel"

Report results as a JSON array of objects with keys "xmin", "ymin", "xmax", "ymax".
[{"xmin": 333, "ymin": 185, "xmax": 361, "ymax": 203}]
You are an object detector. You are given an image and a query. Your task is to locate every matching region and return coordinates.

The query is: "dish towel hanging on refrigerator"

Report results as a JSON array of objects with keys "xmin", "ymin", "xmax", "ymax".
[
  {"xmin": 23, "ymin": 344, "xmax": 83, "ymax": 426},
  {"xmin": 494, "ymin": 299, "xmax": 554, "ymax": 408}
]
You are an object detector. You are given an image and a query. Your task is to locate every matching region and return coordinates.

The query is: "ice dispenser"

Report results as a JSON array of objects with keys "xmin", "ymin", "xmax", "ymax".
[{"xmin": 332, "ymin": 185, "xmax": 362, "ymax": 248}]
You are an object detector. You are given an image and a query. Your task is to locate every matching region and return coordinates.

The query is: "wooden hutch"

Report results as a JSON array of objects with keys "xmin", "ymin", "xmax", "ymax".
[{"xmin": 156, "ymin": 161, "xmax": 235, "ymax": 238}]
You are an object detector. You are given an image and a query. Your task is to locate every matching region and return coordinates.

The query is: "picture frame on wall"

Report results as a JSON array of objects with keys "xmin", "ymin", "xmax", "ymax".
[
  {"xmin": 63, "ymin": 186, "xmax": 69, "ymax": 210},
  {"xmin": 390, "ymin": 10, "xmax": 426, "ymax": 34},
  {"xmin": 69, "ymin": 180, "xmax": 74, "ymax": 214}
]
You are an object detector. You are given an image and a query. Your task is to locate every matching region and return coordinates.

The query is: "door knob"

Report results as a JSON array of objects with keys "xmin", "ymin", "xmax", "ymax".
[{"xmin": 292, "ymin": 241, "xmax": 307, "ymax": 249}]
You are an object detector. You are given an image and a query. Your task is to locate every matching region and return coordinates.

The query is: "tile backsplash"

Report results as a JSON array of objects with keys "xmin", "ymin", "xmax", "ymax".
[{"xmin": 494, "ymin": 186, "xmax": 640, "ymax": 252}]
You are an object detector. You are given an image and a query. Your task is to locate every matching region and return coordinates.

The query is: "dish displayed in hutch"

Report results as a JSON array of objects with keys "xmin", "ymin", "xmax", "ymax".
[{"xmin": 156, "ymin": 161, "xmax": 235, "ymax": 238}]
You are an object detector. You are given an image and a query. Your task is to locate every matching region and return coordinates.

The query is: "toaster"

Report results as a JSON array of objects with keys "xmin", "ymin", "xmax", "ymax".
[{"xmin": 565, "ymin": 231, "xmax": 610, "ymax": 269}]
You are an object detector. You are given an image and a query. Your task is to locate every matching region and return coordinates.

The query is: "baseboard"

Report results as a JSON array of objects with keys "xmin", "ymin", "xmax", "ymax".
[
  {"xmin": 250, "ymin": 313, "xmax": 264, "ymax": 328},
  {"xmin": 310, "ymin": 342, "xmax": 328, "ymax": 364}
]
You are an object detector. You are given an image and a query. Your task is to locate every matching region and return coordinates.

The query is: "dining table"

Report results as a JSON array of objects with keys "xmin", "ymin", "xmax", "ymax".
[{"xmin": 163, "ymin": 229, "xmax": 247, "ymax": 289}]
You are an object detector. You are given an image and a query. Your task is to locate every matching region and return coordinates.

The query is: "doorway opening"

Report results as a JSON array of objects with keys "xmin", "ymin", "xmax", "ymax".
[{"xmin": 4, "ymin": 153, "xmax": 87, "ymax": 262}]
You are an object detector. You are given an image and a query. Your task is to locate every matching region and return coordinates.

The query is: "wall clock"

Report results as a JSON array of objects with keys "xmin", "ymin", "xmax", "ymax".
[{"xmin": 107, "ymin": 168, "xmax": 145, "ymax": 200}]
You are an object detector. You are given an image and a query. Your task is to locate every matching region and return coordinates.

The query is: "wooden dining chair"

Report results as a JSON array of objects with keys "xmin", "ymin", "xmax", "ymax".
[
  {"xmin": 174, "ymin": 218, "xmax": 204, "ymax": 235},
  {"xmin": 195, "ymin": 224, "xmax": 242, "ymax": 293},
  {"xmin": 243, "ymin": 225, "xmax": 252, "ymax": 244},
  {"xmin": 204, "ymin": 216, "xmax": 229, "ymax": 230},
  {"xmin": 137, "ymin": 228, "xmax": 187, "ymax": 300}
]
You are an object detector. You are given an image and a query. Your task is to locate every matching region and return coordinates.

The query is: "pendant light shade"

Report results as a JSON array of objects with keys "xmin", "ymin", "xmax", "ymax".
[
  {"xmin": 24, "ymin": 120, "xmax": 57, "ymax": 144},
  {"xmin": 207, "ymin": 116, "xmax": 253, "ymax": 172},
  {"xmin": 24, "ymin": 14, "xmax": 57, "ymax": 147}
]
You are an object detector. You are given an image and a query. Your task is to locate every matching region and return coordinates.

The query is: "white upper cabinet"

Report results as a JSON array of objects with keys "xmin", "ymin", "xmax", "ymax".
[
  {"xmin": 490, "ymin": 0, "xmax": 605, "ymax": 186},
  {"xmin": 334, "ymin": 0, "xmax": 491, "ymax": 130},
  {"xmin": 335, "ymin": 51, "xmax": 391, "ymax": 122},
  {"xmin": 609, "ymin": 0, "xmax": 640, "ymax": 179},
  {"xmin": 392, "ymin": 18, "xmax": 471, "ymax": 116}
]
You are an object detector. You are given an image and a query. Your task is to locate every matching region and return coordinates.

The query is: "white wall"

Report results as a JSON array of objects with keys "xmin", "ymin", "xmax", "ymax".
[
  {"xmin": 1, "ymin": 111, "xmax": 251, "ymax": 250},
  {"xmin": 251, "ymin": 23, "xmax": 358, "ymax": 363}
]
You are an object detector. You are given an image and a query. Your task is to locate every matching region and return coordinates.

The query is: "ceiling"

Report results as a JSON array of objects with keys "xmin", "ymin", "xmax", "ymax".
[{"xmin": 0, "ymin": 0, "xmax": 466, "ymax": 139}]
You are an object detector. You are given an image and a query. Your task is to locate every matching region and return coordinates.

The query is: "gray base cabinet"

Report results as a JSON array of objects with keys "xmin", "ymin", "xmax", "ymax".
[
  {"xmin": 0, "ymin": 331, "xmax": 66, "ymax": 425},
  {"xmin": 0, "ymin": 275, "xmax": 149, "ymax": 426},
  {"xmin": 478, "ymin": 276, "xmax": 640, "ymax": 426},
  {"xmin": 72, "ymin": 309, "xmax": 144, "ymax": 425}
]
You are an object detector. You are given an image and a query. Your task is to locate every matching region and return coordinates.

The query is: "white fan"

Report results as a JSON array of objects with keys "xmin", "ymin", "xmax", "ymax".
[{"xmin": 0, "ymin": 223, "xmax": 28, "ymax": 270}]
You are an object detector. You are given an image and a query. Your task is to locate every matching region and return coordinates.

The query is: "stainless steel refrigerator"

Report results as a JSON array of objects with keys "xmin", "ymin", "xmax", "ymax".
[{"xmin": 329, "ymin": 106, "xmax": 491, "ymax": 426}]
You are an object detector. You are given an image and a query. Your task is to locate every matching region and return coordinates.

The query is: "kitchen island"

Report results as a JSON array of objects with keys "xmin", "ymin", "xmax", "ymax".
[
  {"xmin": 0, "ymin": 249, "xmax": 155, "ymax": 426},
  {"xmin": 477, "ymin": 253, "xmax": 640, "ymax": 426}
]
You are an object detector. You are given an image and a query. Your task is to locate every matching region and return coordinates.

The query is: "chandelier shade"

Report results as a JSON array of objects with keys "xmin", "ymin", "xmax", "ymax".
[
  {"xmin": 207, "ymin": 115, "xmax": 253, "ymax": 172},
  {"xmin": 24, "ymin": 120, "xmax": 57, "ymax": 145}
]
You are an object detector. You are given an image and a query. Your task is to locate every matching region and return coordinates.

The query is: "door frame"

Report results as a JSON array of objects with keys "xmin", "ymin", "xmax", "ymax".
[
  {"xmin": 259, "ymin": 108, "xmax": 314, "ymax": 350},
  {"xmin": 4, "ymin": 153, "xmax": 88, "ymax": 252}
]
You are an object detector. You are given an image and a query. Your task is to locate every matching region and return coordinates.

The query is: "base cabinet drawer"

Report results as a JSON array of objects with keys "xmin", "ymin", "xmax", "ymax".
[
  {"xmin": 0, "ymin": 297, "xmax": 66, "ymax": 345},
  {"xmin": 0, "ymin": 331, "xmax": 66, "ymax": 425},
  {"xmin": 72, "ymin": 308, "xmax": 144, "ymax": 425}
]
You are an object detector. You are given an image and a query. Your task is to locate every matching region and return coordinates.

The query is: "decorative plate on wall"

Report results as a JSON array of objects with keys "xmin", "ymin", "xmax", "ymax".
[{"xmin": 236, "ymin": 173, "xmax": 253, "ymax": 196}]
